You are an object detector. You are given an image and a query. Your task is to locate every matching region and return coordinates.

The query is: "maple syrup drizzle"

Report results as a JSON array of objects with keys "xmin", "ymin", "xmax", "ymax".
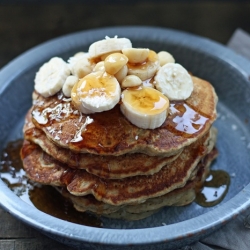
[
  {"xmin": 32, "ymin": 91, "xmax": 211, "ymax": 154},
  {"xmin": 167, "ymin": 102, "xmax": 209, "ymax": 136},
  {"xmin": 195, "ymin": 170, "xmax": 230, "ymax": 207},
  {"xmin": 0, "ymin": 140, "xmax": 102, "ymax": 227},
  {"xmin": 32, "ymin": 99, "xmax": 77, "ymax": 126}
]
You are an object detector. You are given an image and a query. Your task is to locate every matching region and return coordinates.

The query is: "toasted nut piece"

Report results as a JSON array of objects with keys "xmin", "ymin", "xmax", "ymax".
[
  {"xmin": 100, "ymin": 52, "xmax": 116, "ymax": 61},
  {"xmin": 127, "ymin": 50, "xmax": 160, "ymax": 81},
  {"xmin": 158, "ymin": 51, "xmax": 175, "ymax": 66},
  {"xmin": 104, "ymin": 53, "xmax": 128, "ymax": 75},
  {"xmin": 115, "ymin": 65, "xmax": 128, "ymax": 83},
  {"xmin": 63, "ymin": 75, "xmax": 78, "ymax": 97},
  {"xmin": 122, "ymin": 48, "xmax": 149, "ymax": 64},
  {"xmin": 93, "ymin": 61, "xmax": 105, "ymax": 72},
  {"xmin": 121, "ymin": 75, "xmax": 142, "ymax": 88}
]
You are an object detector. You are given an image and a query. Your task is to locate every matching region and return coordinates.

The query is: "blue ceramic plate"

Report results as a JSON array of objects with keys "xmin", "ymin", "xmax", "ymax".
[{"xmin": 0, "ymin": 27, "xmax": 250, "ymax": 250}]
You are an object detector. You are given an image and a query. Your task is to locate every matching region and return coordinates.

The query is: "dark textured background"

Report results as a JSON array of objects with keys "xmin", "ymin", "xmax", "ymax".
[{"xmin": 0, "ymin": 1, "xmax": 250, "ymax": 69}]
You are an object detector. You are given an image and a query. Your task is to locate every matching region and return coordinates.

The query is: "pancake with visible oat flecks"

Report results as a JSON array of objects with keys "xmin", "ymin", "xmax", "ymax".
[
  {"xmin": 60, "ymin": 145, "xmax": 217, "ymax": 220},
  {"xmin": 21, "ymin": 127, "xmax": 216, "ymax": 206},
  {"xmin": 30, "ymin": 76, "xmax": 217, "ymax": 157}
]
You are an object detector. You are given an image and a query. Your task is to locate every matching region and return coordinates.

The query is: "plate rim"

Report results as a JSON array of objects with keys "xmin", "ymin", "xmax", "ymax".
[{"xmin": 1, "ymin": 26, "xmax": 250, "ymax": 246}]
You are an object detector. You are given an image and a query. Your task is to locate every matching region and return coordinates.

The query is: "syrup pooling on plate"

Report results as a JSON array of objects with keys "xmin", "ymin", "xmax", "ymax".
[
  {"xmin": 0, "ymin": 140, "xmax": 102, "ymax": 227},
  {"xmin": 0, "ymin": 140, "xmax": 228, "ymax": 222},
  {"xmin": 0, "ymin": 139, "xmax": 28, "ymax": 197},
  {"xmin": 195, "ymin": 170, "xmax": 230, "ymax": 207}
]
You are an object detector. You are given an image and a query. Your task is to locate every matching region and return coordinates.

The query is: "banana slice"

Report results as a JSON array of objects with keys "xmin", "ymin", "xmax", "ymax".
[
  {"xmin": 71, "ymin": 79, "xmax": 92, "ymax": 114},
  {"xmin": 62, "ymin": 75, "xmax": 78, "ymax": 97},
  {"xmin": 127, "ymin": 50, "xmax": 160, "ymax": 81},
  {"xmin": 120, "ymin": 86, "xmax": 169, "ymax": 129},
  {"xmin": 154, "ymin": 63, "xmax": 193, "ymax": 100},
  {"xmin": 34, "ymin": 57, "xmax": 70, "ymax": 97},
  {"xmin": 68, "ymin": 53, "xmax": 94, "ymax": 79},
  {"xmin": 88, "ymin": 37, "xmax": 132, "ymax": 58},
  {"xmin": 71, "ymin": 71, "xmax": 121, "ymax": 114}
]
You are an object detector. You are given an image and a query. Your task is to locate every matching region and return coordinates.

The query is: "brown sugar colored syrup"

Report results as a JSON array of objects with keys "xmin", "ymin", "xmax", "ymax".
[
  {"xmin": 31, "ymin": 90, "xmax": 212, "ymax": 153},
  {"xmin": 0, "ymin": 139, "xmax": 101, "ymax": 227},
  {"xmin": 0, "ymin": 98, "xmax": 230, "ymax": 225}
]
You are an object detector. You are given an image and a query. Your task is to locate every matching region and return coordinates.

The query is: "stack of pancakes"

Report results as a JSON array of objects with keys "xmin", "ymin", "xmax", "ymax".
[{"xmin": 21, "ymin": 76, "xmax": 218, "ymax": 220}]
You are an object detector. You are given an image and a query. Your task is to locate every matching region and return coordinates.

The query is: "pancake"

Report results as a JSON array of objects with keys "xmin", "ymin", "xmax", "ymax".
[
  {"xmin": 21, "ymin": 141, "xmax": 65, "ymax": 186},
  {"xmin": 23, "ymin": 111, "xmax": 182, "ymax": 179},
  {"xmin": 65, "ymin": 176, "xmax": 199, "ymax": 220},
  {"xmin": 30, "ymin": 76, "xmax": 217, "ymax": 156},
  {"xmin": 59, "ymin": 177, "xmax": 198, "ymax": 216},
  {"xmin": 54, "ymin": 147, "xmax": 218, "ymax": 220},
  {"xmin": 64, "ymin": 129, "xmax": 215, "ymax": 206},
  {"xmin": 21, "ymin": 127, "xmax": 216, "ymax": 206}
]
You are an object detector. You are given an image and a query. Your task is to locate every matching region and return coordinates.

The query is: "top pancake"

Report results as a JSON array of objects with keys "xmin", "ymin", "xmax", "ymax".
[{"xmin": 31, "ymin": 76, "xmax": 217, "ymax": 156}]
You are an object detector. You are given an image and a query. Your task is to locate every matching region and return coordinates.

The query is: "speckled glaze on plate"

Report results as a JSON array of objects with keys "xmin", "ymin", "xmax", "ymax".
[{"xmin": 0, "ymin": 26, "xmax": 250, "ymax": 250}]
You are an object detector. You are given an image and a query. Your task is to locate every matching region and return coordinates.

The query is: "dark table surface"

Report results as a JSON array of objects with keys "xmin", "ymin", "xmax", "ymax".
[{"xmin": 1, "ymin": 2, "xmax": 250, "ymax": 250}]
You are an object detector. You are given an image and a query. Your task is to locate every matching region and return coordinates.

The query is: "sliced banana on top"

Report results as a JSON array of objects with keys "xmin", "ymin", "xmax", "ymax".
[
  {"xmin": 120, "ymin": 86, "xmax": 169, "ymax": 129},
  {"xmin": 34, "ymin": 37, "xmax": 195, "ymax": 131},
  {"xmin": 88, "ymin": 37, "xmax": 132, "ymax": 59},
  {"xmin": 34, "ymin": 57, "xmax": 70, "ymax": 97},
  {"xmin": 68, "ymin": 53, "xmax": 94, "ymax": 79},
  {"xmin": 71, "ymin": 71, "xmax": 121, "ymax": 114},
  {"xmin": 62, "ymin": 75, "xmax": 78, "ymax": 97},
  {"xmin": 154, "ymin": 63, "xmax": 193, "ymax": 100}
]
